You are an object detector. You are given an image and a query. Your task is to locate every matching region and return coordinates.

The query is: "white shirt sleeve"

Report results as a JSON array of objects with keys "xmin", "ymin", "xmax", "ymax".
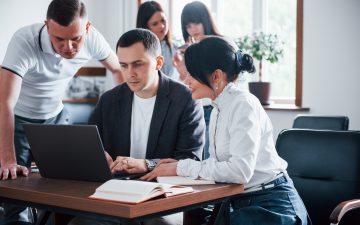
[
  {"xmin": 177, "ymin": 98, "xmax": 262, "ymax": 184},
  {"xmin": 2, "ymin": 31, "xmax": 35, "ymax": 77},
  {"xmin": 86, "ymin": 26, "xmax": 112, "ymax": 61}
]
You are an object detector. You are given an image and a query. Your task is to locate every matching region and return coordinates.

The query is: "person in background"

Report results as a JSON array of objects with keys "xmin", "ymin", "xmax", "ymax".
[
  {"xmin": 174, "ymin": 0, "xmax": 221, "ymax": 80},
  {"xmin": 0, "ymin": 0, "xmax": 123, "ymax": 223},
  {"xmin": 181, "ymin": 1, "xmax": 221, "ymax": 44},
  {"xmin": 69, "ymin": 28, "xmax": 205, "ymax": 225},
  {"xmin": 143, "ymin": 36, "xmax": 310, "ymax": 225},
  {"xmin": 174, "ymin": 1, "xmax": 222, "ymax": 160},
  {"xmin": 136, "ymin": 1, "xmax": 179, "ymax": 80}
]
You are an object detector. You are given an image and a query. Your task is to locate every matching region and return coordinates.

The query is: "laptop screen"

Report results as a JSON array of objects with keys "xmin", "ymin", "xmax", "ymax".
[{"xmin": 24, "ymin": 124, "xmax": 113, "ymax": 182}]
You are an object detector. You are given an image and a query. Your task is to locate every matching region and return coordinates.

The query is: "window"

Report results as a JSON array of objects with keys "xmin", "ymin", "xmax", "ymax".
[
  {"xmin": 139, "ymin": 0, "xmax": 303, "ymax": 106},
  {"xmin": 267, "ymin": 0, "xmax": 297, "ymax": 102}
]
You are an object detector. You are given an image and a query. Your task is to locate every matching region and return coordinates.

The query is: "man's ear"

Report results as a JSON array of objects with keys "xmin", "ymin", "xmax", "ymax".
[
  {"xmin": 86, "ymin": 21, "xmax": 91, "ymax": 33},
  {"xmin": 155, "ymin": 55, "xmax": 164, "ymax": 71}
]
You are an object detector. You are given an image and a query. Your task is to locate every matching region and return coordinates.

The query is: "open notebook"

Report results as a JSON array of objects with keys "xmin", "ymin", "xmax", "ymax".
[{"xmin": 89, "ymin": 180, "xmax": 194, "ymax": 204}]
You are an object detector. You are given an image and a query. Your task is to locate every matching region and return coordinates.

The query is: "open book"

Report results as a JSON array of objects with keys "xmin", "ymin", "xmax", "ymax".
[
  {"xmin": 157, "ymin": 176, "xmax": 215, "ymax": 185},
  {"xmin": 89, "ymin": 180, "xmax": 193, "ymax": 204}
]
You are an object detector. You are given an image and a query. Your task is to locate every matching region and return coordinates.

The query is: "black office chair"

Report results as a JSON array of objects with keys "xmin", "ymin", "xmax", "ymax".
[
  {"xmin": 276, "ymin": 129, "xmax": 360, "ymax": 225},
  {"xmin": 292, "ymin": 115, "xmax": 349, "ymax": 130},
  {"xmin": 0, "ymin": 203, "xmax": 3, "ymax": 219},
  {"xmin": 0, "ymin": 210, "xmax": 51, "ymax": 225}
]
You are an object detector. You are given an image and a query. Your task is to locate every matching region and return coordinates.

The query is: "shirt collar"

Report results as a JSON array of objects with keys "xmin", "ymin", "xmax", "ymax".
[
  {"xmin": 212, "ymin": 82, "xmax": 236, "ymax": 110},
  {"xmin": 40, "ymin": 25, "xmax": 61, "ymax": 57}
]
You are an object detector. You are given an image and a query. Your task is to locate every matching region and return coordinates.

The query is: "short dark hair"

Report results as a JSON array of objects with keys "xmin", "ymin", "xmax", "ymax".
[
  {"xmin": 116, "ymin": 29, "xmax": 161, "ymax": 57},
  {"xmin": 185, "ymin": 36, "xmax": 255, "ymax": 88},
  {"xmin": 47, "ymin": 0, "xmax": 87, "ymax": 26},
  {"xmin": 181, "ymin": 1, "xmax": 220, "ymax": 42},
  {"xmin": 136, "ymin": 1, "xmax": 172, "ymax": 51}
]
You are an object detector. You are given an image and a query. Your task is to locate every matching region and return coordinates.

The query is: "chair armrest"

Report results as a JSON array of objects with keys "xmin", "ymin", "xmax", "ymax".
[{"xmin": 329, "ymin": 199, "xmax": 360, "ymax": 224}]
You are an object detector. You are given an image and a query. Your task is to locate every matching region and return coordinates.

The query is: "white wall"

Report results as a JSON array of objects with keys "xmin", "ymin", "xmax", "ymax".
[
  {"xmin": 302, "ymin": 0, "xmax": 360, "ymax": 128},
  {"xmin": 0, "ymin": 0, "xmax": 51, "ymax": 61},
  {"xmin": 1, "ymin": 0, "xmax": 359, "ymax": 139}
]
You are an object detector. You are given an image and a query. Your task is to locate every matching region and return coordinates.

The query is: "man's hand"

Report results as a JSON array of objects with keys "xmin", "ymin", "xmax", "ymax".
[
  {"xmin": 104, "ymin": 151, "xmax": 113, "ymax": 167},
  {"xmin": 140, "ymin": 160, "xmax": 178, "ymax": 181},
  {"xmin": 110, "ymin": 156, "xmax": 147, "ymax": 174},
  {"xmin": 0, "ymin": 162, "xmax": 29, "ymax": 180}
]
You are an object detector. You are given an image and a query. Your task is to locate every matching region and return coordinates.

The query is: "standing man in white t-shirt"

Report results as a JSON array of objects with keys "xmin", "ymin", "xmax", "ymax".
[{"xmin": 0, "ymin": 0, "xmax": 122, "ymax": 223}]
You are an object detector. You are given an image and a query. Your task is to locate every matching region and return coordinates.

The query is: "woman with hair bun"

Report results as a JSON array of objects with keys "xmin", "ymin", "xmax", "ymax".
[{"xmin": 143, "ymin": 36, "xmax": 310, "ymax": 225}]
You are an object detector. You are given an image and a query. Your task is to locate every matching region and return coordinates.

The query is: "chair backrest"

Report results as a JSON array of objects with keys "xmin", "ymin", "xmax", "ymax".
[
  {"xmin": 292, "ymin": 115, "xmax": 349, "ymax": 130},
  {"xmin": 276, "ymin": 129, "xmax": 360, "ymax": 225}
]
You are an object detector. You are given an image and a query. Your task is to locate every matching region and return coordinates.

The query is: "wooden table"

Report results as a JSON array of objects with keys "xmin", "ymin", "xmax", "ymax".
[{"xmin": 0, "ymin": 173, "xmax": 244, "ymax": 224}]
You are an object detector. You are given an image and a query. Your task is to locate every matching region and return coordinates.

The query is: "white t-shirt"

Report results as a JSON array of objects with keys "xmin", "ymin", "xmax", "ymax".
[
  {"xmin": 130, "ymin": 94, "xmax": 157, "ymax": 159},
  {"xmin": 177, "ymin": 83, "xmax": 287, "ymax": 190},
  {"xmin": 2, "ymin": 23, "xmax": 111, "ymax": 119}
]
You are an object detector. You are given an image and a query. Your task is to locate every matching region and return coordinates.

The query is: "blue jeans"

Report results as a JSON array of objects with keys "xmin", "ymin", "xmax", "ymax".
[
  {"xmin": 202, "ymin": 105, "xmax": 213, "ymax": 160},
  {"xmin": 1, "ymin": 109, "xmax": 69, "ymax": 225},
  {"xmin": 230, "ymin": 174, "xmax": 311, "ymax": 225}
]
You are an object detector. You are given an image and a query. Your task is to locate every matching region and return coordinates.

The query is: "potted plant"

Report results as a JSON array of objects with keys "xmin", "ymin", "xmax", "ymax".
[{"xmin": 235, "ymin": 32, "xmax": 283, "ymax": 105}]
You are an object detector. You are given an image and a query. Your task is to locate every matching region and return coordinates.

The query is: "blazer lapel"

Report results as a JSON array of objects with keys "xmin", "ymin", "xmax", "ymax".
[{"xmin": 146, "ymin": 73, "xmax": 170, "ymax": 158}]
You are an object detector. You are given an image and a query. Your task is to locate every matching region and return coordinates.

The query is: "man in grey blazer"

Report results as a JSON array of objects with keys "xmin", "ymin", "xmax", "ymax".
[{"xmin": 89, "ymin": 28, "xmax": 205, "ymax": 177}]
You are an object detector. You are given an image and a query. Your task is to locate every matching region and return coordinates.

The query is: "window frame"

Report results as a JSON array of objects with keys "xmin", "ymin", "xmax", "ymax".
[{"xmin": 295, "ymin": 0, "xmax": 303, "ymax": 107}]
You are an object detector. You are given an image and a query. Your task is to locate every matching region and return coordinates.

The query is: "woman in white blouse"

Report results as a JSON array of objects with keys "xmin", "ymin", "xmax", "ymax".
[{"xmin": 142, "ymin": 36, "xmax": 310, "ymax": 225}]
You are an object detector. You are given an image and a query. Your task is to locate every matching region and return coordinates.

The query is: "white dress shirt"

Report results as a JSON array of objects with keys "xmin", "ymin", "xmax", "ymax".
[{"xmin": 177, "ymin": 82, "xmax": 287, "ymax": 190}]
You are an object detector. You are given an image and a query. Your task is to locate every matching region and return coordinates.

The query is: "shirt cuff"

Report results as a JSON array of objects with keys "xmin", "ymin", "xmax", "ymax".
[{"xmin": 177, "ymin": 159, "xmax": 202, "ymax": 179}]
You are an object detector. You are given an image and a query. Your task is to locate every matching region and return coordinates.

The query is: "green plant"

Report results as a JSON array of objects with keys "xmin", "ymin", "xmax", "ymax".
[{"xmin": 235, "ymin": 32, "xmax": 284, "ymax": 82}]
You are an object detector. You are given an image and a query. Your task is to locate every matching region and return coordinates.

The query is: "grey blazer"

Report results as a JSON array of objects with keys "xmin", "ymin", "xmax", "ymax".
[{"xmin": 89, "ymin": 72, "xmax": 205, "ymax": 161}]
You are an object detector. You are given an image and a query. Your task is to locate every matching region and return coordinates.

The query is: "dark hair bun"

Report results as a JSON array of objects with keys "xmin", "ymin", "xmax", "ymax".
[
  {"xmin": 241, "ymin": 53, "xmax": 256, "ymax": 73},
  {"xmin": 235, "ymin": 51, "xmax": 255, "ymax": 74}
]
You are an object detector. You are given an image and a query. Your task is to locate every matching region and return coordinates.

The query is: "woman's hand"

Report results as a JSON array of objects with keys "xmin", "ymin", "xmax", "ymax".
[
  {"xmin": 173, "ymin": 49, "xmax": 189, "ymax": 81},
  {"xmin": 140, "ymin": 160, "xmax": 178, "ymax": 181},
  {"xmin": 157, "ymin": 158, "xmax": 178, "ymax": 165}
]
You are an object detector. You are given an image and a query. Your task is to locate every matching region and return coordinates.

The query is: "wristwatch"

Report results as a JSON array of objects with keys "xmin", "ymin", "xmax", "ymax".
[{"xmin": 145, "ymin": 159, "xmax": 157, "ymax": 171}]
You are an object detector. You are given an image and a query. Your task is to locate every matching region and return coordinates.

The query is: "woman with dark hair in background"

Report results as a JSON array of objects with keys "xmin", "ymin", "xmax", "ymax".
[
  {"xmin": 136, "ymin": 1, "xmax": 178, "ymax": 80},
  {"xmin": 180, "ymin": 1, "xmax": 221, "ymax": 43},
  {"xmin": 174, "ymin": 1, "xmax": 221, "ymax": 79},
  {"xmin": 143, "ymin": 36, "xmax": 310, "ymax": 225}
]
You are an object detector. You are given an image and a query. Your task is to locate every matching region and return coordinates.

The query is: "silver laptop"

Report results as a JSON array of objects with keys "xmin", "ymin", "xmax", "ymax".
[{"xmin": 24, "ymin": 124, "xmax": 144, "ymax": 182}]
